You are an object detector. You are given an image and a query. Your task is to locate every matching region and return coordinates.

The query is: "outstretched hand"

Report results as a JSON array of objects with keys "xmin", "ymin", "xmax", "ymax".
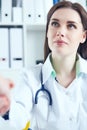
[{"xmin": 0, "ymin": 76, "xmax": 14, "ymax": 116}]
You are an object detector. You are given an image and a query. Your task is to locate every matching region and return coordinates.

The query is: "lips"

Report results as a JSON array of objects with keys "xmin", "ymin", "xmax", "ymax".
[{"xmin": 54, "ymin": 40, "xmax": 67, "ymax": 45}]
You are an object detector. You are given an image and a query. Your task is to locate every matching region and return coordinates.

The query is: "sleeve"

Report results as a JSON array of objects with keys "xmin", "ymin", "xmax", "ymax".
[
  {"xmin": 9, "ymin": 69, "xmax": 33, "ymax": 129},
  {"xmin": 0, "ymin": 116, "xmax": 18, "ymax": 130},
  {"xmin": 2, "ymin": 111, "xmax": 9, "ymax": 120}
]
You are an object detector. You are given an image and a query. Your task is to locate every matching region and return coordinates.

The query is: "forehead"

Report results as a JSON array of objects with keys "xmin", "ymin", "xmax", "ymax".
[{"xmin": 51, "ymin": 8, "xmax": 82, "ymax": 23}]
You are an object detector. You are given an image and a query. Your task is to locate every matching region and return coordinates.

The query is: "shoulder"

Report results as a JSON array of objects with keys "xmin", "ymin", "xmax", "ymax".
[
  {"xmin": 80, "ymin": 57, "xmax": 87, "ymax": 66},
  {"xmin": 79, "ymin": 56, "xmax": 87, "ymax": 74},
  {"xmin": 23, "ymin": 63, "xmax": 43, "ymax": 75},
  {"xmin": 20, "ymin": 64, "xmax": 43, "ymax": 82}
]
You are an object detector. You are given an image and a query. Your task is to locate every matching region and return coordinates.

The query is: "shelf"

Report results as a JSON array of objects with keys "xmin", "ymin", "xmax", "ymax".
[
  {"xmin": 0, "ymin": 0, "xmax": 47, "ymax": 80},
  {"xmin": 25, "ymin": 24, "xmax": 46, "ymax": 31},
  {"xmin": 0, "ymin": 22, "xmax": 23, "ymax": 26}
]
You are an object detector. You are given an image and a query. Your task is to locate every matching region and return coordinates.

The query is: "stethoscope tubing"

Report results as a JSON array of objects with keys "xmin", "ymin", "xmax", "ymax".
[{"xmin": 34, "ymin": 69, "xmax": 52, "ymax": 105}]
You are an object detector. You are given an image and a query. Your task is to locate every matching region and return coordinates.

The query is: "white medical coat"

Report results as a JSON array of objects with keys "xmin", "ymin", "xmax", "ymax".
[{"xmin": 4, "ymin": 54, "xmax": 87, "ymax": 130}]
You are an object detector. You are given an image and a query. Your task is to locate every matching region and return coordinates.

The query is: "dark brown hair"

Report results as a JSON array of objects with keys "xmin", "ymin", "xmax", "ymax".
[{"xmin": 44, "ymin": 1, "xmax": 87, "ymax": 61}]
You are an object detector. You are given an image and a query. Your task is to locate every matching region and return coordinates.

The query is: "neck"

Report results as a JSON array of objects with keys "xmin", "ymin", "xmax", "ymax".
[
  {"xmin": 51, "ymin": 54, "xmax": 77, "ymax": 88},
  {"xmin": 51, "ymin": 54, "xmax": 77, "ymax": 77}
]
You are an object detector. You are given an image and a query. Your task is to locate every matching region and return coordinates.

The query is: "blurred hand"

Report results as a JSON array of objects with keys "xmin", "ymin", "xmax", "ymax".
[{"xmin": 0, "ymin": 76, "xmax": 14, "ymax": 116}]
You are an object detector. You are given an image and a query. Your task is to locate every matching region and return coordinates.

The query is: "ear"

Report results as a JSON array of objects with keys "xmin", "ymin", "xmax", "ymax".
[{"xmin": 81, "ymin": 30, "xmax": 87, "ymax": 44}]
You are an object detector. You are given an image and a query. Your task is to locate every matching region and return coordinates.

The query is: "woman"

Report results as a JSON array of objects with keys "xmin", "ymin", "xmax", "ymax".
[{"xmin": 1, "ymin": 1, "xmax": 87, "ymax": 130}]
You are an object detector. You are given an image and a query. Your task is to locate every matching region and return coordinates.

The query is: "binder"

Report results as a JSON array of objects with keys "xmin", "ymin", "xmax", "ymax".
[
  {"xmin": 23, "ymin": 0, "xmax": 35, "ymax": 24},
  {"xmin": 12, "ymin": 0, "xmax": 22, "ymax": 22},
  {"xmin": 35, "ymin": 0, "xmax": 45, "ymax": 24},
  {"xmin": 0, "ymin": 0, "xmax": 1, "ymax": 22},
  {"xmin": 53, "ymin": 0, "xmax": 59, "ymax": 5},
  {"xmin": 1, "ymin": 0, "xmax": 12, "ymax": 22},
  {"xmin": 12, "ymin": 7, "xmax": 22, "ymax": 22},
  {"xmin": 10, "ymin": 27, "xmax": 24, "ymax": 69},
  {"xmin": 0, "ymin": 28, "xmax": 9, "ymax": 69},
  {"xmin": 44, "ymin": 0, "xmax": 53, "ymax": 23}
]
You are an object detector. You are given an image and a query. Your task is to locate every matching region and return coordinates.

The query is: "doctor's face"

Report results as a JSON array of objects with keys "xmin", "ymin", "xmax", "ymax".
[{"xmin": 47, "ymin": 8, "xmax": 86, "ymax": 58}]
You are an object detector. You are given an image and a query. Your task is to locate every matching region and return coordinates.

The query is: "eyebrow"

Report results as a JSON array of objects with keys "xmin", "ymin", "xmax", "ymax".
[
  {"xmin": 50, "ymin": 18, "xmax": 59, "ymax": 21},
  {"xmin": 50, "ymin": 18, "xmax": 81, "ymax": 24}
]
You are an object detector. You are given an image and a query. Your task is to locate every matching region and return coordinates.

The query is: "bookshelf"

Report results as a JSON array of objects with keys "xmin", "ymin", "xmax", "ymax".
[{"xmin": 0, "ymin": 0, "xmax": 49, "ymax": 82}]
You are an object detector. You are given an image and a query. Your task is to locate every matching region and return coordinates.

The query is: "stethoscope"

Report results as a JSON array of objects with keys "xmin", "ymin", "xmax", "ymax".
[{"xmin": 35, "ymin": 69, "xmax": 52, "ymax": 105}]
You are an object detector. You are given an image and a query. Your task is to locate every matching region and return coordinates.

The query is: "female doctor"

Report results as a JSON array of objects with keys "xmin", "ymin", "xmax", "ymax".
[{"xmin": 1, "ymin": 1, "xmax": 87, "ymax": 130}]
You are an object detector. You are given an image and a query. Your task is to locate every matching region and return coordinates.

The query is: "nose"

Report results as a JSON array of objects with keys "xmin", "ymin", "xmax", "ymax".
[
  {"xmin": 56, "ymin": 26, "xmax": 66, "ymax": 37},
  {"xmin": 56, "ymin": 31, "xmax": 64, "ymax": 37}
]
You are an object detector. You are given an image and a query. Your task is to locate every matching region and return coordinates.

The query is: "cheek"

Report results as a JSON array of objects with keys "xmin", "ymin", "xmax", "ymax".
[
  {"xmin": 69, "ymin": 33, "xmax": 82, "ymax": 43},
  {"xmin": 47, "ymin": 28, "xmax": 56, "ymax": 38},
  {"xmin": 47, "ymin": 33, "xmax": 56, "ymax": 45},
  {"xmin": 74, "ymin": 31, "xmax": 85, "ymax": 43},
  {"xmin": 47, "ymin": 32, "xmax": 54, "ymax": 49}
]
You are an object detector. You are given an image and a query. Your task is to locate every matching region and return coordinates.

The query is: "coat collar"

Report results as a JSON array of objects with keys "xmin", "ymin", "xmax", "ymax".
[{"xmin": 42, "ymin": 53, "xmax": 87, "ymax": 84}]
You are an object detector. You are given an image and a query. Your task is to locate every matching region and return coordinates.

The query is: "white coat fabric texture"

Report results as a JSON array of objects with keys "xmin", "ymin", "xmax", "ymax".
[
  {"xmin": 7, "ymin": 54, "xmax": 87, "ymax": 130},
  {"xmin": 0, "ymin": 117, "xmax": 19, "ymax": 130}
]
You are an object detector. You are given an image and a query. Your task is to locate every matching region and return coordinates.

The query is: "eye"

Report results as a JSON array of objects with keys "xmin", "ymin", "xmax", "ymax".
[
  {"xmin": 67, "ymin": 24, "xmax": 77, "ymax": 29},
  {"xmin": 51, "ymin": 21, "xmax": 59, "ymax": 27}
]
